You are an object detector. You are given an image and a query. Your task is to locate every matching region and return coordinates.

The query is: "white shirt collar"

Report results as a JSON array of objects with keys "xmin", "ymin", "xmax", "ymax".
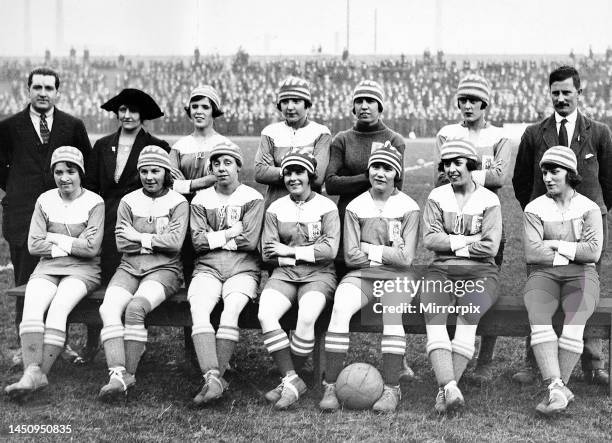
[
  {"xmin": 555, "ymin": 109, "xmax": 577, "ymax": 124},
  {"xmin": 29, "ymin": 106, "xmax": 54, "ymax": 119}
]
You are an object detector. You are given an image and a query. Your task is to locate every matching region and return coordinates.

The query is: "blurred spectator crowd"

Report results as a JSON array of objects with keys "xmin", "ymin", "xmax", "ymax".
[{"xmin": 1, "ymin": 51, "xmax": 612, "ymax": 137}]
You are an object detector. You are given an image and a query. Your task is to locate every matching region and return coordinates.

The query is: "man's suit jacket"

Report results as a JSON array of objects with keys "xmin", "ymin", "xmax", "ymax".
[
  {"xmin": 513, "ymin": 111, "xmax": 612, "ymax": 214},
  {"xmin": 0, "ymin": 106, "xmax": 91, "ymax": 246}
]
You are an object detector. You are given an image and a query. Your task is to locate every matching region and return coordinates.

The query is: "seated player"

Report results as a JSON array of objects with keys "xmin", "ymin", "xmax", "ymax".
[
  {"xmin": 422, "ymin": 139, "xmax": 502, "ymax": 414},
  {"xmin": 257, "ymin": 151, "xmax": 340, "ymax": 410},
  {"xmin": 187, "ymin": 142, "xmax": 264, "ymax": 406},
  {"xmin": 5, "ymin": 147, "xmax": 104, "ymax": 400},
  {"xmin": 319, "ymin": 144, "xmax": 419, "ymax": 413},
  {"xmin": 97, "ymin": 146, "xmax": 188, "ymax": 401},
  {"xmin": 523, "ymin": 146, "xmax": 602, "ymax": 415}
]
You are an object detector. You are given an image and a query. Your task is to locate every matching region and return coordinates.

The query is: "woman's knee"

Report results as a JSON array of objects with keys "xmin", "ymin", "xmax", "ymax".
[{"xmin": 124, "ymin": 297, "xmax": 152, "ymax": 325}]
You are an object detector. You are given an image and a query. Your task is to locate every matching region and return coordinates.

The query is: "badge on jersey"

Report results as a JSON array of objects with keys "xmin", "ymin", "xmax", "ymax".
[
  {"xmin": 227, "ymin": 206, "xmax": 242, "ymax": 227},
  {"xmin": 307, "ymin": 221, "xmax": 322, "ymax": 241},
  {"xmin": 388, "ymin": 220, "xmax": 402, "ymax": 244},
  {"xmin": 481, "ymin": 155, "xmax": 494, "ymax": 170},
  {"xmin": 572, "ymin": 218, "xmax": 584, "ymax": 240},
  {"xmin": 155, "ymin": 216, "xmax": 170, "ymax": 234},
  {"xmin": 470, "ymin": 215, "xmax": 483, "ymax": 234},
  {"xmin": 371, "ymin": 142, "xmax": 384, "ymax": 153}
]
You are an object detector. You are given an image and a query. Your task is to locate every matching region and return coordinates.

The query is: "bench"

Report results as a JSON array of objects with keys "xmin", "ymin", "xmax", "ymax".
[{"xmin": 7, "ymin": 285, "xmax": 612, "ymax": 395}]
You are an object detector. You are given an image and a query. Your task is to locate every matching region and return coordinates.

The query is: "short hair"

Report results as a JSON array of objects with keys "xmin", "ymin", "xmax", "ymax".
[
  {"xmin": 28, "ymin": 67, "xmax": 60, "ymax": 89},
  {"xmin": 540, "ymin": 163, "xmax": 583, "ymax": 188},
  {"xmin": 276, "ymin": 98, "xmax": 312, "ymax": 112},
  {"xmin": 364, "ymin": 163, "xmax": 401, "ymax": 186},
  {"xmin": 437, "ymin": 158, "xmax": 479, "ymax": 172},
  {"xmin": 53, "ymin": 160, "xmax": 85, "ymax": 182},
  {"xmin": 118, "ymin": 103, "xmax": 142, "ymax": 115},
  {"xmin": 549, "ymin": 66, "xmax": 580, "ymax": 90},
  {"xmin": 184, "ymin": 96, "xmax": 223, "ymax": 118},
  {"xmin": 282, "ymin": 164, "xmax": 317, "ymax": 186},
  {"xmin": 163, "ymin": 168, "xmax": 174, "ymax": 189}
]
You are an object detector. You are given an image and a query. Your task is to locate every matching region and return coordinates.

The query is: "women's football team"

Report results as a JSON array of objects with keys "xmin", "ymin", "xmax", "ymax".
[{"xmin": 4, "ymin": 76, "xmax": 601, "ymax": 417}]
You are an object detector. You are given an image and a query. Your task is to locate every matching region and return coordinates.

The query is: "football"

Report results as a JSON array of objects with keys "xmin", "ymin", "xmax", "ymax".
[{"xmin": 335, "ymin": 363, "xmax": 384, "ymax": 410}]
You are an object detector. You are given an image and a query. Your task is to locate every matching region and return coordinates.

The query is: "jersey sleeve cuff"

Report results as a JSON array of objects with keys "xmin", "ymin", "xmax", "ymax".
[
  {"xmin": 141, "ymin": 233, "xmax": 153, "ymax": 250},
  {"xmin": 449, "ymin": 235, "xmax": 467, "ymax": 251},
  {"xmin": 51, "ymin": 245, "xmax": 68, "ymax": 258},
  {"xmin": 367, "ymin": 245, "xmax": 384, "ymax": 263},
  {"xmin": 557, "ymin": 241, "xmax": 577, "ymax": 261},
  {"xmin": 173, "ymin": 179, "xmax": 192, "ymax": 194},
  {"xmin": 295, "ymin": 246, "xmax": 315, "ymax": 263},
  {"xmin": 207, "ymin": 231, "xmax": 227, "ymax": 249},
  {"xmin": 222, "ymin": 239, "xmax": 238, "ymax": 251},
  {"xmin": 454, "ymin": 246, "xmax": 470, "ymax": 258},
  {"xmin": 278, "ymin": 257, "xmax": 296, "ymax": 267},
  {"xmin": 553, "ymin": 251, "xmax": 570, "ymax": 266}
]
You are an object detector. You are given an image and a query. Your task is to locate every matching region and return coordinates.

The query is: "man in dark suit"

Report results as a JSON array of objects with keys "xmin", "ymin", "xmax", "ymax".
[
  {"xmin": 0, "ymin": 67, "xmax": 92, "ymax": 362},
  {"xmin": 513, "ymin": 65, "xmax": 612, "ymax": 385}
]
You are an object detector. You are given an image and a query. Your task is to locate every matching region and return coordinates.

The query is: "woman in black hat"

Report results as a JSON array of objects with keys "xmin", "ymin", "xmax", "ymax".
[{"xmin": 86, "ymin": 89, "xmax": 170, "ymax": 286}]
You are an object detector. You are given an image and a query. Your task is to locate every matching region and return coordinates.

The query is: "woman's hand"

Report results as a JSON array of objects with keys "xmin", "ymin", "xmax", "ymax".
[
  {"xmin": 543, "ymin": 240, "xmax": 560, "ymax": 251},
  {"xmin": 263, "ymin": 241, "xmax": 293, "ymax": 258},
  {"xmin": 79, "ymin": 226, "xmax": 98, "ymax": 242},
  {"xmin": 261, "ymin": 153, "xmax": 274, "ymax": 165},
  {"xmin": 226, "ymin": 221, "xmax": 244, "ymax": 239},
  {"xmin": 116, "ymin": 221, "xmax": 142, "ymax": 243}
]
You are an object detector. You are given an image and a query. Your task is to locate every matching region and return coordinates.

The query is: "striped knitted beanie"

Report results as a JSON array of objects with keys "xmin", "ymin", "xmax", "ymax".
[
  {"xmin": 51, "ymin": 146, "xmax": 84, "ymax": 174},
  {"xmin": 539, "ymin": 145, "xmax": 577, "ymax": 174},
  {"xmin": 280, "ymin": 151, "xmax": 317, "ymax": 175},
  {"xmin": 440, "ymin": 139, "xmax": 479, "ymax": 162},
  {"xmin": 368, "ymin": 141, "xmax": 402, "ymax": 177},
  {"xmin": 456, "ymin": 74, "xmax": 491, "ymax": 107},
  {"xmin": 209, "ymin": 140, "xmax": 244, "ymax": 167},
  {"xmin": 352, "ymin": 80, "xmax": 385, "ymax": 110},
  {"xmin": 189, "ymin": 85, "xmax": 223, "ymax": 115},
  {"xmin": 137, "ymin": 145, "xmax": 172, "ymax": 171},
  {"xmin": 277, "ymin": 77, "xmax": 312, "ymax": 105}
]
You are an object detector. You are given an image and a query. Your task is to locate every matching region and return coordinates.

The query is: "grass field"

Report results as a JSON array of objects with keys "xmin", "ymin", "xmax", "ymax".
[{"xmin": 1, "ymin": 138, "xmax": 612, "ymax": 441}]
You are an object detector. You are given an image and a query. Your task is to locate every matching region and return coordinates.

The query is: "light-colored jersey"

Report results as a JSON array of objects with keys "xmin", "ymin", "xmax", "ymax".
[
  {"xmin": 423, "ymin": 183, "xmax": 502, "ymax": 265},
  {"xmin": 255, "ymin": 120, "xmax": 331, "ymax": 207},
  {"xmin": 344, "ymin": 190, "xmax": 420, "ymax": 269},
  {"xmin": 116, "ymin": 188, "xmax": 188, "ymax": 277},
  {"xmin": 262, "ymin": 192, "xmax": 339, "ymax": 282},
  {"xmin": 190, "ymin": 184, "xmax": 264, "ymax": 279},
  {"xmin": 169, "ymin": 133, "xmax": 233, "ymax": 194},
  {"xmin": 524, "ymin": 192, "xmax": 602, "ymax": 266},
  {"xmin": 28, "ymin": 188, "xmax": 104, "ymax": 280},
  {"xmin": 434, "ymin": 122, "xmax": 510, "ymax": 190}
]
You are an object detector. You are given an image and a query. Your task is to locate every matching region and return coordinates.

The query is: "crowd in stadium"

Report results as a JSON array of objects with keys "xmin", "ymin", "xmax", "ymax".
[{"xmin": 1, "ymin": 50, "xmax": 612, "ymax": 136}]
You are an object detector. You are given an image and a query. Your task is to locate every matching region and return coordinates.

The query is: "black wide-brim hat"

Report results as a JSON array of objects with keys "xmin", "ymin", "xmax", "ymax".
[{"xmin": 101, "ymin": 88, "xmax": 164, "ymax": 120}]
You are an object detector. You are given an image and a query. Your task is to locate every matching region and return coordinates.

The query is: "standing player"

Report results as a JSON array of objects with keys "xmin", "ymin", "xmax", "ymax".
[
  {"xmin": 513, "ymin": 65, "xmax": 612, "ymax": 385},
  {"xmin": 258, "ymin": 152, "xmax": 340, "ymax": 410},
  {"xmin": 0, "ymin": 67, "xmax": 92, "ymax": 365},
  {"xmin": 319, "ymin": 145, "xmax": 419, "ymax": 413},
  {"xmin": 188, "ymin": 143, "xmax": 264, "ymax": 406},
  {"xmin": 433, "ymin": 74, "xmax": 511, "ymax": 382},
  {"xmin": 254, "ymin": 76, "xmax": 331, "ymax": 208},
  {"xmin": 422, "ymin": 140, "xmax": 502, "ymax": 414}
]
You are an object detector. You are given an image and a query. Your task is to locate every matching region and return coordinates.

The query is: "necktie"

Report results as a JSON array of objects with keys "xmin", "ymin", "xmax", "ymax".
[
  {"xmin": 558, "ymin": 118, "xmax": 568, "ymax": 147},
  {"xmin": 39, "ymin": 113, "xmax": 50, "ymax": 144}
]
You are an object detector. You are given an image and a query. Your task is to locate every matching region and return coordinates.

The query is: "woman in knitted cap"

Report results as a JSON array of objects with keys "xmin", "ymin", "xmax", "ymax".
[
  {"xmin": 422, "ymin": 139, "xmax": 502, "ymax": 414},
  {"xmin": 522, "ymin": 146, "xmax": 602, "ymax": 416},
  {"xmin": 5, "ymin": 147, "xmax": 104, "ymax": 400},
  {"xmin": 97, "ymin": 146, "xmax": 188, "ymax": 402},
  {"xmin": 433, "ymin": 74, "xmax": 511, "ymax": 381},
  {"xmin": 187, "ymin": 142, "xmax": 264, "ymax": 406},
  {"xmin": 319, "ymin": 145, "xmax": 420, "ymax": 413},
  {"xmin": 255, "ymin": 76, "xmax": 332, "ymax": 208},
  {"xmin": 258, "ymin": 151, "xmax": 340, "ymax": 410}
]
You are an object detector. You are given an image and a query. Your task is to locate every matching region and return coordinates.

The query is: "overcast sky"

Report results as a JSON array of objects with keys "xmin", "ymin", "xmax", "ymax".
[{"xmin": 1, "ymin": 0, "xmax": 610, "ymax": 57}]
